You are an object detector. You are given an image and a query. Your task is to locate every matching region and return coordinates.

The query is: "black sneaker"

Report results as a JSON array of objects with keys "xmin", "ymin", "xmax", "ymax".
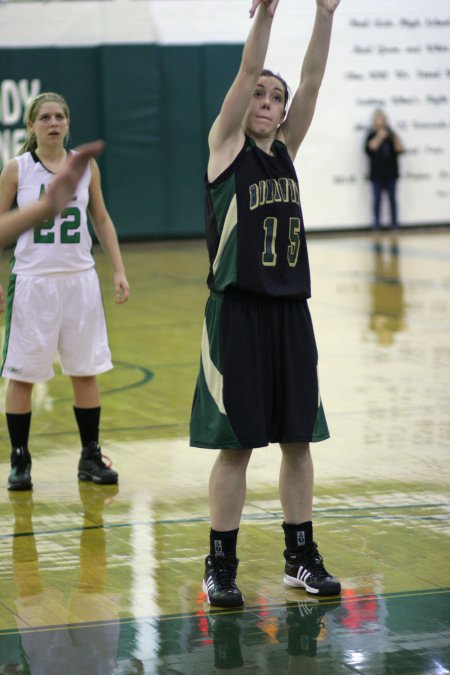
[
  {"xmin": 8, "ymin": 446, "xmax": 33, "ymax": 491},
  {"xmin": 284, "ymin": 543, "xmax": 341, "ymax": 596},
  {"xmin": 208, "ymin": 610, "xmax": 244, "ymax": 669},
  {"xmin": 202, "ymin": 555, "xmax": 244, "ymax": 608},
  {"xmin": 78, "ymin": 442, "xmax": 118, "ymax": 484}
]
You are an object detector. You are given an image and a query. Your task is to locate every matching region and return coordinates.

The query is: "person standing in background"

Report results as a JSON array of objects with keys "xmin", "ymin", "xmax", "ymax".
[
  {"xmin": 0, "ymin": 92, "xmax": 130, "ymax": 491},
  {"xmin": 365, "ymin": 109, "xmax": 404, "ymax": 230}
]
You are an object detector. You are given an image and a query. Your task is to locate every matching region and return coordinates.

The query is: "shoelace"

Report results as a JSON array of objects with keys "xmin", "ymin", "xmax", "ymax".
[
  {"xmin": 92, "ymin": 450, "xmax": 113, "ymax": 469},
  {"xmin": 213, "ymin": 560, "xmax": 238, "ymax": 590},
  {"xmin": 302, "ymin": 543, "xmax": 330, "ymax": 578},
  {"xmin": 101, "ymin": 454, "xmax": 113, "ymax": 469}
]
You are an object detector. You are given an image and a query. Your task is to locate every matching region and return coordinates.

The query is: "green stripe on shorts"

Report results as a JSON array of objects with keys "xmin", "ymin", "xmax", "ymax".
[
  {"xmin": 311, "ymin": 399, "xmax": 330, "ymax": 442},
  {"xmin": 1, "ymin": 272, "xmax": 17, "ymax": 375}
]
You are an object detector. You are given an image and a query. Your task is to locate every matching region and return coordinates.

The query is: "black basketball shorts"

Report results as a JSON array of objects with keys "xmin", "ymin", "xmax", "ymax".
[{"xmin": 189, "ymin": 290, "xmax": 329, "ymax": 449}]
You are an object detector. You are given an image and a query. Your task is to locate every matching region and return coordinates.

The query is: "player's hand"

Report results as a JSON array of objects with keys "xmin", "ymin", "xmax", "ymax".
[
  {"xmin": 114, "ymin": 272, "xmax": 130, "ymax": 304},
  {"xmin": 249, "ymin": 0, "xmax": 279, "ymax": 19},
  {"xmin": 317, "ymin": 0, "xmax": 341, "ymax": 13},
  {"xmin": 0, "ymin": 283, "xmax": 5, "ymax": 313},
  {"xmin": 45, "ymin": 141, "xmax": 105, "ymax": 216}
]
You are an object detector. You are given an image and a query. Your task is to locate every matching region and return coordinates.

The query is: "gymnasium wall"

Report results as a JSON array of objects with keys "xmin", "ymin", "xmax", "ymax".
[{"xmin": 0, "ymin": 0, "xmax": 449, "ymax": 239}]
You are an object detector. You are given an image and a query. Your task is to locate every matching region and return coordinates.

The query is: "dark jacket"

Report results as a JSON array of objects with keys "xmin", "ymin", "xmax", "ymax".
[{"xmin": 365, "ymin": 130, "xmax": 400, "ymax": 184}]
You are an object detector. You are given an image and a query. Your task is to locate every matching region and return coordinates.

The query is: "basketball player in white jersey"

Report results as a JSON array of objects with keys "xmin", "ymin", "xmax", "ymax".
[{"xmin": 0, "ymin": 92, "xmax": 130, "ymax": 491}]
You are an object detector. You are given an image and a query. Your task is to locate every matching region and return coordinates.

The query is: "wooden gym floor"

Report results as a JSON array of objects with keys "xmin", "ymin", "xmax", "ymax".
[{"xmin": 0, "ymin": 228, "xmax": 449, "ymax": 674}]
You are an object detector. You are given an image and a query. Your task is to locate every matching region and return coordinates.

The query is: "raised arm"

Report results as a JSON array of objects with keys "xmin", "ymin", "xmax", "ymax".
[
  {"xmin": 207, "ymin": 0, "xmax": 279, "ymax": 181},
  {"xmin": 280, "ymin": 0, "xmax": 341, "ymax": 160}
]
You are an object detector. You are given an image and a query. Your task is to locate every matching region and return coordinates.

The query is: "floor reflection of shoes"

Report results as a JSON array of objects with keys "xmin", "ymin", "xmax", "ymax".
[
  {"xmin": 286, "ymin": 599, "xmax": 341, "ymax": 657},
  {"xmin": 8, "ymin": 491, "xmax": 34, "ymax": 531},
  {"xmin": 78, "ymin": 481, "xmax": 119, "ymax": 522},
  {"xmin": 207, "ymin": 609, "xmax": 244, "ymax": 670}
]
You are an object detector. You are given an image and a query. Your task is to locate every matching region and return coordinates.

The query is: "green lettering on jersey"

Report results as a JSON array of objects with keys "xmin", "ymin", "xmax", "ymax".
[{"xmin": 33, "ymin": 184, "xmax": 81, "ymax": 244}]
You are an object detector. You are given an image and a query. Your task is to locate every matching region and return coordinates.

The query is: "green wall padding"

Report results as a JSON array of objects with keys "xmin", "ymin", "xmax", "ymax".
[{"xmin": 0, "ymin": 43, "xmax": 242, "ymax": 240}]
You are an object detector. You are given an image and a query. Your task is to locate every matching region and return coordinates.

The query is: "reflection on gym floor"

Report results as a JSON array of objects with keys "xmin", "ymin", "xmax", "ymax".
[{"xmin": 369, "ymin": 233, "xmax": 405, "ymax": 346}]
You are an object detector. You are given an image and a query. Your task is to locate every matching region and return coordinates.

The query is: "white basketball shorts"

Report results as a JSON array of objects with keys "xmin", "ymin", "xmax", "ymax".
[{"xmin": 1, "ymin": 268, "xmax": 113, "ymax": 382}]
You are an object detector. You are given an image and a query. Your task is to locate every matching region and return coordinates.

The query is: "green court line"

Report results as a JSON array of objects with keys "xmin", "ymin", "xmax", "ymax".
[
  {"xmin": 53, "ymin": 361, "xmax": 154, "ymax": 403},
  {"xmin": 1, "ymin": 502, "xmax": 448, "ymax": 540},
  {"xmin": 0, "ymin": 586, "xmax": 448, "ymax": 637}
]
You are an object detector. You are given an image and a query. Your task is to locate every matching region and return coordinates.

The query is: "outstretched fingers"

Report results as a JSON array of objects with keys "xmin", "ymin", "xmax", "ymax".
[
  {"xmin": 70, "ymin": 140, "xmax": 105, "ymax": 178},
  {"xmin": 46, "ymin": 141, "xmax": 105, "ymax": 215}
]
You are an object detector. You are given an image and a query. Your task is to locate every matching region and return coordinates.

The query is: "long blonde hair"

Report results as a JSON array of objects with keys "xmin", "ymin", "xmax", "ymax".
[{"xmin": 19, "ymin": 92, "xmax": 70, "ymax": 155}]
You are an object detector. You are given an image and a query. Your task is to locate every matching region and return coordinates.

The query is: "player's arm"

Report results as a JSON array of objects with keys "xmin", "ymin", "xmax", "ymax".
[
  {"xmin": 0, "ymin": 159, "xmax": 19, "ymax": 216},
  {"xmin": 87, "ymin": 159, "xmax": 130, "ymax": 304},
  {"xmin": 0, "ymin": 158, "xmax": 20, "ymax": 310},
  {"xmin": 0, "ymin": 200, "xmax": 51, "ymax": 249},
  {"xmin": 207, "ymin": 0, "xmax": 279, "ymax": 181},
  {"xmin": 280, "ymin": 0, "xmax": 341, "ymax": 161}
]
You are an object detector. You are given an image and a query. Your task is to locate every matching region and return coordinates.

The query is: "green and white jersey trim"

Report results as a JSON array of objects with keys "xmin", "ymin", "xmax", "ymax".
[
  {"xmin": 200, "ymin": 317, "xmax": 225, "ymax": 415},
  {"xmin": 212, "ymin": 194, "xmax": 237, "ymax": 291}
]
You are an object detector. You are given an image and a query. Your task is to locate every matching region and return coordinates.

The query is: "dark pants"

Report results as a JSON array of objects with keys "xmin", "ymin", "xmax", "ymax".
[{"xmin": 372, "ymin": 179, "xmax": 398, "ymax": 228}]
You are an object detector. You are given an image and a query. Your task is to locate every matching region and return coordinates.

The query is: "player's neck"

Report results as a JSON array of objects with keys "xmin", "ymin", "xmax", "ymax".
[
  {"xmin": 35, "ymin": 146, "xmax": 67, "ymax": 173},
  {"xmin": 248, "ymin": 131, "xmax": 276, "ymax": 156}
]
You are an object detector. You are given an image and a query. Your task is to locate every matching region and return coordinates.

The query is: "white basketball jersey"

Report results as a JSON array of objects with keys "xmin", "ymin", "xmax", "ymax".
[{"xmin": 12, "ymin": 151, "xmax": 95, "ymax": 275}]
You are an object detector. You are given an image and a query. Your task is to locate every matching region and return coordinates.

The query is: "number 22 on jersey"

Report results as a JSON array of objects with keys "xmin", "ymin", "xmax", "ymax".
[{"xmin": 34, "ymin": 184, "xmax": 81, "ymax": 244}]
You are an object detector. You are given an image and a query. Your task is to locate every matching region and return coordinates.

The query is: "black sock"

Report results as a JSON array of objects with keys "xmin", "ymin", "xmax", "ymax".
[
  {"xmin": 210, "ymin": 528, "xmax": 239, "ymax": 561},
  {"xmin": 6, "ymin": 412, "xmax": 32, "ymax": 450},
  {"xmin": 282, "ymin": 521, "xmax": 313, "ymax": 551},
  {"xmin": 73, "ymin": 406, "xmax": 100, "ymax": 448}
]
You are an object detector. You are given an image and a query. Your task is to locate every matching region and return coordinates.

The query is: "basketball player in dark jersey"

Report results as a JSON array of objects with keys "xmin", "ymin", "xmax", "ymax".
[{"xmin": 190, "ymin": 0, "xmax": 342, "ymax": 607}]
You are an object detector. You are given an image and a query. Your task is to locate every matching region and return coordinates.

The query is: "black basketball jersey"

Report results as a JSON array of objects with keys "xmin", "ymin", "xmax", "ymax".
[{"xmin": 205, "ymin": 135, "xmax": 311, "ymax": 299}]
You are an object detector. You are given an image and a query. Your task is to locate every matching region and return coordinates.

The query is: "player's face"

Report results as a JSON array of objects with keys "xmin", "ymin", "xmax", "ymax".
[
  {"xmin": 244, "ymin": 76, "xmax": 286, "ymax": 138},
  {"xmin": 29, "ymin": 102, "xmax": 70, "ymax": 148}
]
